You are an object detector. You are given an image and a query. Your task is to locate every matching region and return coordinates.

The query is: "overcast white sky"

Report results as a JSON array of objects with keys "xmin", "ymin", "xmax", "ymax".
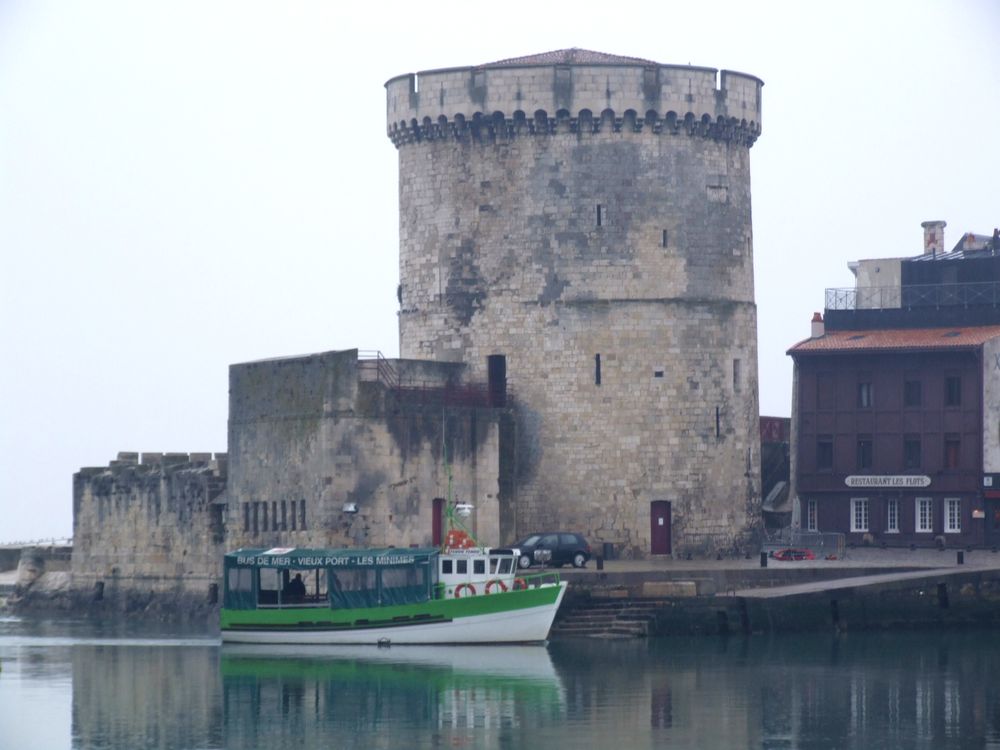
[{"xmin": 1, "ymin": 0, "xmax": 998, "ymax": 542}]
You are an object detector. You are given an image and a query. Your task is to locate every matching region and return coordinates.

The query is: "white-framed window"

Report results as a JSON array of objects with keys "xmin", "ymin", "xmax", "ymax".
[
  {"xmin": 886, "ymin": 498, "xmax": 899, "ymax": 533},
  {"xmin": 806, "ymin": 499, "xmax": 818, "ymax": 532},
  {"xmin": 945, "ymin": 498, "xmax": 961, "ymax": 533},
  {"xmin": 916, "ymin": 497, "xmax": 933, "ymax": 533},
  {"xmin": 851, "ymin": 497, "xmax": 869, "ymax": 532}
]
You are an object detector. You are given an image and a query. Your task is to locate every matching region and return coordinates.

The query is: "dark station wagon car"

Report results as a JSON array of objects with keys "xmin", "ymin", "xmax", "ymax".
[{"xmin": 512, "ymin": 532, "xmax": 592, "ymax": 569}]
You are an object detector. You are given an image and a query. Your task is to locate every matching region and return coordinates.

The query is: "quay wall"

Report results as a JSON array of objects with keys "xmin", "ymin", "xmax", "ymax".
[
  {"xmin": 560, "ymin": 564, "xmax": 929, "ymax": 596},
  {"xmin": 557, "ymin": 565, "xmax": 1000, "ymax": 636},
  {"xmin": 735, "ymin": 569, "xmax": 1000, "ymax": 635}
]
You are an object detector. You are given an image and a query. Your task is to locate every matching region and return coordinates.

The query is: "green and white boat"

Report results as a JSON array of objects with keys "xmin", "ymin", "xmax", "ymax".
[{"xmin": 220, "ymin": 544, "xmax": 567, "ymax": 645}]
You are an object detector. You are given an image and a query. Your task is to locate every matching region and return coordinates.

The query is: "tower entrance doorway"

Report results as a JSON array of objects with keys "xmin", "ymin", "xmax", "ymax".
[{"xmin": 650, "ymin": 501, "xmax": 672, "ymax": 555}]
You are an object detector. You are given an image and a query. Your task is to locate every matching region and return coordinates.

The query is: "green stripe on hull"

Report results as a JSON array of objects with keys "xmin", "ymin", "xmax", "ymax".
[{"xmin": 221, "ymin": 585, "xmax": 561, "ymax": 631}]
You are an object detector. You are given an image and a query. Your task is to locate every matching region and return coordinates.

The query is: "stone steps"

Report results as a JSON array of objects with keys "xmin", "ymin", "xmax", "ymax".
[{"xmin": 552, "ymin": 600, "xmax": 662, "ymax": 639}]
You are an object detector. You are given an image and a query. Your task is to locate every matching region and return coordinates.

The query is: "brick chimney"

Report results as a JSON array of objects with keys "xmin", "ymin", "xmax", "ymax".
[
  {"xmin": 921, "ymin": 220, "xmax": 946, "ymax": 256},
  {"xmin": 811, "ymin": 312, "xmax": 824, "ymax": 338}
]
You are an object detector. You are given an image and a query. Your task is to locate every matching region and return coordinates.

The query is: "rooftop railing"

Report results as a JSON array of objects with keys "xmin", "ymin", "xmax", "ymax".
[
  {"xmin": 356, "ymin": 351, "xmax": 508, "ymax": 408},
  {"xmin": 357, "ymin": 350, "xmax": 399, "ymax": 389},
  {"xmin": 825, "ymin": 282, "xmax": 1000, "ymax": 311},
  {"xmin": 0, "ymin": 538, "xmax": 73, "ymax": 548}
]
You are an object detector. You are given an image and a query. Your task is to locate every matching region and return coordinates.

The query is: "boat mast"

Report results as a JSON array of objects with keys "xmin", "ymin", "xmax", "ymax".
[{"xmin": 441, "ymin": 416, "xmax": 478, "ymax": 549}]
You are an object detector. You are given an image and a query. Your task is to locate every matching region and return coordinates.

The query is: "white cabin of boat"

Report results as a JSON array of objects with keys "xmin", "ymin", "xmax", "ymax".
[{"xmin": 436, "ymin": 547, "xmax": 524, "ymax": 599}]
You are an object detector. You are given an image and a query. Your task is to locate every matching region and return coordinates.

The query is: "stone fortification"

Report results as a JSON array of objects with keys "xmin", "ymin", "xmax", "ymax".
[
  {"xmin": 225, "ymin": 349, "xmax": 502, "ymax": 551},
  {"xmin": 65, "ymin": 452, "xmax": 227, "ymax": 617},
  {"xmin": 387, "ymin": 50, "xmax": 763, "ymax": 555},
  {"xmin": 46, "ymin": 50, "xmax": 766, "ymax": 621},
  {"xmin": 41, "ymin": 350, "xmax": 504, "ymax": 619}
]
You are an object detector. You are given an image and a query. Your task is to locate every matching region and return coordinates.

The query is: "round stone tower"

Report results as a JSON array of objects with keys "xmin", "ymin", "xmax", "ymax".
[{"xmin": 385, "ymin": 49, "xmax": 763, "ymax": 556}]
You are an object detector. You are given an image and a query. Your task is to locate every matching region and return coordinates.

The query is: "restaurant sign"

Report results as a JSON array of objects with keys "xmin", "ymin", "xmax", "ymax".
[{"xmin": 844, "ymin": 475, "xmax": 931, "ymax": 488}]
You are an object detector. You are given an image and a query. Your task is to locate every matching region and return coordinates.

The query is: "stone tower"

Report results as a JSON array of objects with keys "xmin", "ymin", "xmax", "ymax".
[{"xmin": 386, "ymin": 49, "xmax": 763, "ymax": 556}]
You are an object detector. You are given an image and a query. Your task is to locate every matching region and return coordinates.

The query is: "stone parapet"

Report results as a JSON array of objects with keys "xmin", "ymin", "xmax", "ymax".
[{"xmin": 387, "ymin": 61, "xmax": 761, "ymax": 147}]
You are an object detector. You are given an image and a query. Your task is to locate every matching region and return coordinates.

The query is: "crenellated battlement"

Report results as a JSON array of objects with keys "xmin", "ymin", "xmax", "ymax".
[
  {"xmin": 386, "ymin": 56, "xmax": 762, "ymax": 148},
  {"xmin": 77, "ymin": 451, "xmax": 228, "ymax": 477}
]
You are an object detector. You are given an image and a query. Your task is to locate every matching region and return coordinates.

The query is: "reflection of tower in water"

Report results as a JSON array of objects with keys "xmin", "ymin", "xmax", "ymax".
[{"xmin": 70, "ymin": 643, "xmax": 222, "ymax": 748}]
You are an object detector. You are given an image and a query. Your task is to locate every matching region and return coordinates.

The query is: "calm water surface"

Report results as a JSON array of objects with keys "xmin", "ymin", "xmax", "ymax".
[{"xmin": 1, "ymin": 616, "xmax": 999, "ymax": 749}]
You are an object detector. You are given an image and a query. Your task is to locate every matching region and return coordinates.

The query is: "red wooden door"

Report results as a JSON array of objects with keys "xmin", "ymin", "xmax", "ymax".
[
  {"xmin": 432, "ymin": 498, "xmax": 445, "ymax": 546},
  {"xmin": 651, "ymin": 501, "xmax": 671, "ymax": 555}
]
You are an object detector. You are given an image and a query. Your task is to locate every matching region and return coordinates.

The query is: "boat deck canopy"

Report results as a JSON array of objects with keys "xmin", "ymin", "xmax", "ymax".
[{"xmin": 225, "ymin": 547, "xmax": 440, "ymax": 570}]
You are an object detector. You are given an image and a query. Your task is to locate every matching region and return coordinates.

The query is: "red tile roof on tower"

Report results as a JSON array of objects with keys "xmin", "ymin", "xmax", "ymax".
[
  {"xmin": 788, "ymin": 325, "xmax": 1000, "ymax": 355},
  {"xmin": 479, "ymin": 48, "xmax": 661, "ymax": 68}
]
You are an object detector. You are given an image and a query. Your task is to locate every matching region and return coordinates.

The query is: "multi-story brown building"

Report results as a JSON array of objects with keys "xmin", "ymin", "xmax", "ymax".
[{"xmin": 789, "ymin": 221, "xmax": 1000, "ymax": 548}]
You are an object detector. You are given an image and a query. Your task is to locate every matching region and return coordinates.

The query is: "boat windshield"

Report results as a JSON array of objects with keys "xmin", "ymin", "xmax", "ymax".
[{"xmin": 490, "ymin": 556, "xmax": 514, "ymax": 575}]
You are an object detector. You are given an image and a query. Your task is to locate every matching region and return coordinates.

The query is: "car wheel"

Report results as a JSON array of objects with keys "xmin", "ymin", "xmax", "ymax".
[
  {"xmin": 572, "ymin": 552, "xmax": 587, "ymax": 568},
  {"xmin": 518, "ymin": 554, "xmax": 532, "ymax": 569}
]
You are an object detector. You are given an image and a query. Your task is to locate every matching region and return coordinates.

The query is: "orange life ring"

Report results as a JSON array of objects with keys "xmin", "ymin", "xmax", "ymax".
[
  {"xmin": 512, "ymin": 578, "xmax": 528, "ymax": 591},
  {"xmin": 485, "ymin": 579, "xmax": 508, "ymax": 594},
  {"xmin": 454, "ymin": 583, "xmax": 477, "ymax": 598}
]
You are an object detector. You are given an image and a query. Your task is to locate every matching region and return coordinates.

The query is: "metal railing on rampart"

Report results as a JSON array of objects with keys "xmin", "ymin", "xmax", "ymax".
[
  {"xmin": 0, "ymin": 537, "xmax": 73, "ymax": 548},
  {"xmin": 357, "ymin": 350, "xmax": 399, "ymax": 389},
  {"xmin": 826, "ymin": 282, "xmax": 1000, "ymax": 311},
  {"xmin": 356, "ymin": 351, "xmax": 508, "ymax": 408}
]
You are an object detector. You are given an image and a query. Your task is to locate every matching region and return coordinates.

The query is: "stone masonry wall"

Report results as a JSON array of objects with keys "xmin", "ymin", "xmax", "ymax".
[
  {"xmin": 495, "ymin": 300, "xmax": 760, "ymax": 555},
  {"xmin": 225, "ymin": 349, "xmax": 502, "ymax": 550},
  {"xmin": 70, "ymin": 451, "xmax": 227, "ymax": 612},
  {"xmin": 388, "ymin": 56, "xmax": 762, "ymax": 555}
]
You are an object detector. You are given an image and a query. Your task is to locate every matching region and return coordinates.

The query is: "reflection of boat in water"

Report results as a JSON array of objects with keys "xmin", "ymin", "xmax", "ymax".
[
  {"xmin": 221, "ymin": 545, "xmax": 567, "ymax": 645},
  {"xmin": 220, "ymin": 643, "xmax": 566, "ymax": 734},
  {"xmin": 221, "ymin": 643, "xmax": 562, "ymax": 683}
]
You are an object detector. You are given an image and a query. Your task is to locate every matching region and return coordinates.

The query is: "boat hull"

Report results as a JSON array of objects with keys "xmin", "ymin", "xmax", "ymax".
[{"xmin": 221, "ymin": 581, "xmax": 567, "ymax": 645}]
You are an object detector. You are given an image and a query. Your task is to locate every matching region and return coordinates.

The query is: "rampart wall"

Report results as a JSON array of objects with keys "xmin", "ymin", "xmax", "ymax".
[
  {"xmin": 66, "ymin": 451, "xmax": 227, "ymax": 616},
  {"xmin": 225, "ymin": 349, "xmax": 502, "ymax": 550}
]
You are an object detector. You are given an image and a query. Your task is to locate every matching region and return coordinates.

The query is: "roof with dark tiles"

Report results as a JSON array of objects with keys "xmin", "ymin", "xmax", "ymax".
[{"xmin": 788, "ymin": 325, "xmax": 1000, "ymax": 355}]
